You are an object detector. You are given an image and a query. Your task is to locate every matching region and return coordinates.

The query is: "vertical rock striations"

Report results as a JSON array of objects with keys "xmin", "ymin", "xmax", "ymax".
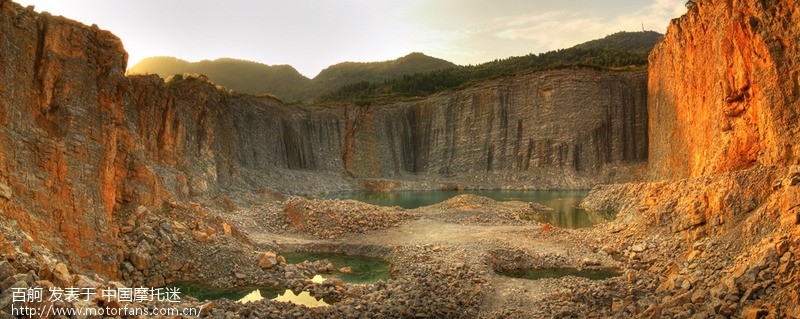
[
  {"xmin": 349, "ymin": 69, "xmax": 648, "ymax": 187},
  {"xmin": 125, "ymin": 68, "xmax": 648, "ymax": 193},
  {"xmin": 648, "ymin": 0, "xmax": 800, "ymax": 179},
  {"xmin": 126, "ymin": 75, "xmax": 347, "ymax": 196},
  {"xmin": 0, "ymin": 2, "xmax": 129, "ymax": 276}
]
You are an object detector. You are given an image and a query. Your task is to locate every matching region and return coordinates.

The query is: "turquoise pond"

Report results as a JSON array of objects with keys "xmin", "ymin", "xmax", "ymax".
[{"xmin": 323, "ymin": 190, "xmax": 615, "ymax": 228}]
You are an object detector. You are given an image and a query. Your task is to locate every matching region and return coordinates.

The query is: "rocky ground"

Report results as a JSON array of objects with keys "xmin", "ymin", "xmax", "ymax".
[{"xmin": 0, "ymin": 165, "xmax": 798, "ymax": 318}]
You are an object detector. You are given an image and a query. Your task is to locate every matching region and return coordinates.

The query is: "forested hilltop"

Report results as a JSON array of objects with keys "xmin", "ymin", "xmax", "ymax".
[
  {"xmin": 129, "ymin": 31, "xmax": 662, "ymax": 103},
  {"xmin": 320, "ymin": 31, "xmax": 663, "ymax": 104},
  {"xmin": 129, "ymin": 53, "xmax": 455, "ymax": 102}
]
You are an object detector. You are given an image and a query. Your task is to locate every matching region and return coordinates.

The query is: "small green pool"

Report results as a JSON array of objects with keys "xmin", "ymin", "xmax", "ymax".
[
  {"xmin": 169, "ymin": 252, "xmax": 389, "ymax": 306},
  {"xmin": 170, "ymin": 282, "xmax": 330, "ymax": 307},
  {"xmin": 283, "ymin": 252, "xmax": 390, "ymax": 284},
  {"xmin": 170, "ymin": 282, "xmax": 283, "ymax": 301},
  {"xmin": 499, "ymin": 268, "xmax": 621, "ymax": 281}
]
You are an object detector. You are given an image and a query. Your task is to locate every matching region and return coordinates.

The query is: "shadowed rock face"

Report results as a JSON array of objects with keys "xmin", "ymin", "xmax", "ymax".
[
  {"xmin": 350, "ymin": 69, "xmax": 648, "ymax": 179},
  {"xmin": 125, "ymin": 68, "xmax": 648, "ymax": 193},
  {"xmin": 648, "ymin": 0, "xmax": 800, "ymax": 180},
  {"xmin": 0, "ymin": 1, "xmax": 648, "ymax": 276}
]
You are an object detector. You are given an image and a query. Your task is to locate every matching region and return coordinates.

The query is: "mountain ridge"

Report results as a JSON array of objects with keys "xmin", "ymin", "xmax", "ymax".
[
  {"xmin": 128, "ymin": 56, "xmax": 313, "ymax": 101},
  {"xmin": 128, "ymin": 52, "xmax": 455, "ymax": 102},
  {"xmin": 128, "ymin": 31, "xmax": 662, "ymax": 102},
  {"xmin": 320, "ymin": 31, "xmax": 663, "ymax": 104}
]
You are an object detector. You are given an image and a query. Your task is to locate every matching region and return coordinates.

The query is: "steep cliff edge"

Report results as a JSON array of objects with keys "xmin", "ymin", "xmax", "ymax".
[
  {"xmin": 648, "ymin": 0, "xmax": 800, "ymax": 179},
  {"xmin": 124, "ymin": 68, "xmax": 648, "ymax": 195},
  {"xmin": 574, "ymin": 1, "xmax": 800, "ymax": 316},
  {"xmin": 0, "ymin": 2, "xmax": 176, "ymax": 277},
  {"xmin": 348, "ymin": 69, "xmax": 647, "ymax": 189},
  {"xmin": 0, "ymin": 1, "xmax": 134, "ymax": 276}
]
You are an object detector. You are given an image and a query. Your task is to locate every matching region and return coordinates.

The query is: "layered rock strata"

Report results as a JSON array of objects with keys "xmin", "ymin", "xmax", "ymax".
[
  {"xmin": 127, "ymin": 68, "xmax": 648, "ymax": 194},
  {"xmin": 1, "ymin": 1, "xmax": 132, "ymax": 276}
]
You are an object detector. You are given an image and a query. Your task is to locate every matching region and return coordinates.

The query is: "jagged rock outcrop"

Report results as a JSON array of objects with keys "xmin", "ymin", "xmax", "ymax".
[
  {"xmin": 0, "ymin": 1, "xmax": 132, "ymax": 276},
  {"xmin": 648, "ymin": 0, "xmax": 800, "ymax": 179},
  {"xmin": 0, "ymin": 1, "xmax": 176, "ymax": 277},
  {"xmin": 580, "ymin": 165, "xmax": 800, "ymax": 317}
]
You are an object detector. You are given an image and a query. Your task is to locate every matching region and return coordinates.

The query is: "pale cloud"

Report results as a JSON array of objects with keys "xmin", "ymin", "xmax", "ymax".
[
  {"xmin": 614, "ymin": 0, "xmax": 687, "ymax": 31},
  {"xmin": 410, "ymin": 27, "xmax": 482, "ymax": 61},
  {"xmin": 494, "ymin": 12, "xmax": 607, "ymax": 50},
  {"xmin": 405, "ymin": 0, "xmax": 687, "ymax": 67},
  {"xmin": 488, "ymin": 0, "xmax": 686, "ymax": 53},
  {"xmin": 495, "ymin": 11, "xmax": 572, "ymax": 28}
]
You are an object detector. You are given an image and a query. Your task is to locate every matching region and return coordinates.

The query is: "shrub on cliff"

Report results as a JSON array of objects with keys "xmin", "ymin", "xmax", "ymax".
[{"xmin": 165, "ymin": 73, "xmax": 233, "ymax": 94}]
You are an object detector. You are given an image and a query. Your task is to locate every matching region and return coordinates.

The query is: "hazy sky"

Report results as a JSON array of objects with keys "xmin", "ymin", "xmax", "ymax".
[{"xmin": 15, "ymin": 0, "xmax": 686, "ymax": 78}]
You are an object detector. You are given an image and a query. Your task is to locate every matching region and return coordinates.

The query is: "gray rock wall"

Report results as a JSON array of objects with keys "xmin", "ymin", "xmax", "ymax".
[
  {"xmin": 354, "ymin": 69, "xmax": 648, "ymax": 178},
  {"xmin": 129, "ymin": 68, "xmax": 648, "ymax": 194}
]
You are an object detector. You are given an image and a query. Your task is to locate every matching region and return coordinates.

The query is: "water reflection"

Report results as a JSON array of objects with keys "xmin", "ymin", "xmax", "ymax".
[
  {"xmin": 173, "ymin": 276, "xmax": 331, "ymax": 307},
  {"xmin": 522, "ymin": 208, "xmax": 616, "ymax": 229},
  {"xmin": 177, "ymin": 253, "xmax": 388, "ymax": 307},
  {"xmin": 171, "ymin": 282, "xmax": 280, "ymax": 302},
  {"xmin": 240, "ymin": 275, "xmax": 329, "ymax": 307},
  {"xmin": 324, "ymin": 190, "xmax": 614, "ymax": 228},
  {"xmin": 283, "ymin": 252, "xmax": 390, "ymax": 284},
  {"xmin": 324, "ymin": 190, "xmax": 592, "ymax": 209}
]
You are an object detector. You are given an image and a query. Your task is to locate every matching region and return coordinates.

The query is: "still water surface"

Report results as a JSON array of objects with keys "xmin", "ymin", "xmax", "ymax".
[
  {"xmin": 499, "ymin": 267, "xmax": 622, "ymax": 281},
  {"xmin": 173, "ymin": 252, "xmax": 390, "ymax": 307},
  {"xmin": 324, "ymin": 190, "xmax": 614, "ymax": 228}
]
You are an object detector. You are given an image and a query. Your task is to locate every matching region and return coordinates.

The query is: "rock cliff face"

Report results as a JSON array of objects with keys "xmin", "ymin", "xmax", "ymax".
[
  {"xmin": 126, "ymin": 74, "xmax": 348, "ymax": 196},
  {"xmin": 0, "ymin": 1, "xmax": 649, "ymax": 275},
  {"xmin": 648, "ymin": 0, "xmax": 800, "ymax": 179},
  {"xmin": 124, "ymin": 69, "xmax": 648, "ymax": 194},
  {"xmin": 349, "ymin": 69, "xmax": 647, "ymax": 186},
  {"xmin": 0, "ymin": 1, "xmax": 134, "ymax": 276},
  {"xmin": 576, "ymin": 2, "xmax": 800, "ymax": 315}
]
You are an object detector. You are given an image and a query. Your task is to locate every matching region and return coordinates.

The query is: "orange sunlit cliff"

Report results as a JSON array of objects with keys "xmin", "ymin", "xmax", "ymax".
[{"xmin": 648, "ymin": 0, "xmax": 800, "ymax": 179}]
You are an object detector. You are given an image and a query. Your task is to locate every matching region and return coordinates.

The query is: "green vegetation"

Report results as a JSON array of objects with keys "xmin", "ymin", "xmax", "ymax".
[
  {"xmin": 129, "ymin": 31, "xmax": 661, "ymax": 104},
  {"xmin": 129, "ymin": 57, "xmax": 313, "ymax": 101},
  {"xmin": 311, "ymin": 52, "xmax": 455, "ymax": 96},
  {"xmin": 128, "ymin": 53, "xmax": 453, "ymax": 102},
  {"xmin": 319, "ymin": 31, "xmax": 662, "ymax": 105},
  {"xmin": 572, "ymin": 31, "xmax": 663, "ymax": 53}
]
